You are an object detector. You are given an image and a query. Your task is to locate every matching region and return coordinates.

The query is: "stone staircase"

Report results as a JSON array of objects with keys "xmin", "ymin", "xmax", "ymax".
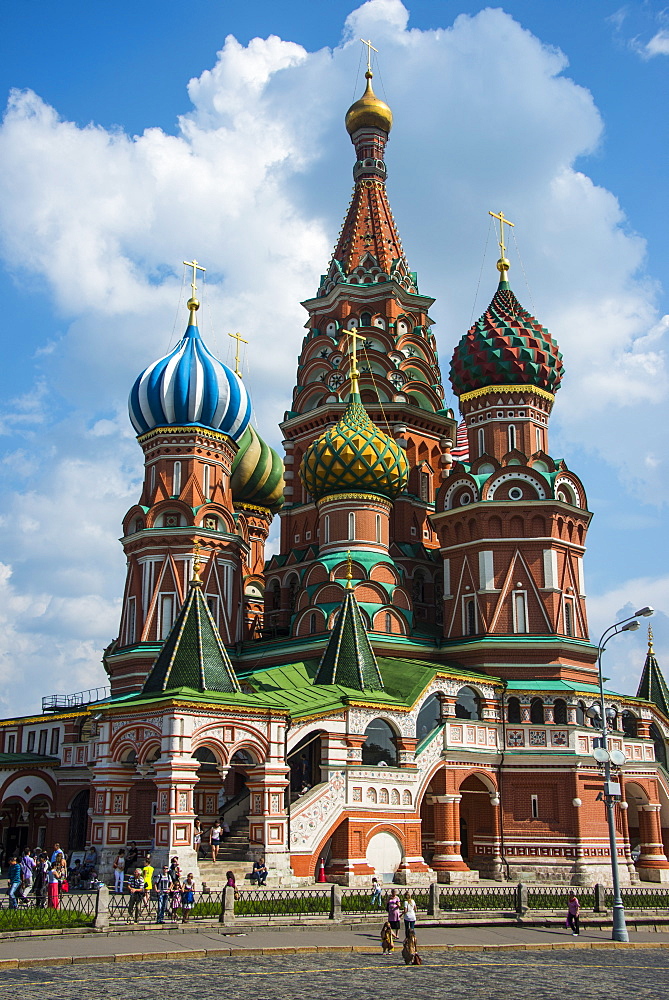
[{"xmin": 197, "ymin": 817, "xmax": 251, "ymax": 890}]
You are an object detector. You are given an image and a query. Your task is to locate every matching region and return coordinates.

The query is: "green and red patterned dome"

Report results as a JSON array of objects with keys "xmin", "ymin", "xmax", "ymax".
[{"xmin": 449, "ymin": 279, "xmax": 564, "ymax": 397}]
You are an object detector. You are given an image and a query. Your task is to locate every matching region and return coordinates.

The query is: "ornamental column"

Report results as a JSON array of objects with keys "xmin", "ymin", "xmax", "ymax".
[
  {"xmin": 430, "ymin": 794, "xmax": 471, "ymax": 883},
  {"xmin": 89, "ymin": 768, "xmax": 136, "ymax": 878},
  {"xmin": 637, "ymin": 804, "xmax": 669, "ymax": 882}
]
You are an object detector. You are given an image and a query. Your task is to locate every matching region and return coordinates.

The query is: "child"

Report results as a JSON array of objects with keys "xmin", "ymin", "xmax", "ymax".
[
  {"xmin": 381, "ymin": 920, "xmax": 394, "ymax": 954},
  {"xmin": 402, "ymin": 930, "xmax": 422, "ymax": 965},
  {"xmin": 371, "ymin": 877, "xmax": 383, "ymax": 908},
  {"xmin": 170, "ymin": 877, "xmax": 182, "ymax": 921},
  {"xmin": 181, "ymin": 873, "xmax": 195, "ymax": 923}
]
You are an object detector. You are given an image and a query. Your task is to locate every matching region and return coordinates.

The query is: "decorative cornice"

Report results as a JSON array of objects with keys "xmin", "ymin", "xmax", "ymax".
[
  {"xmin": 459, "ymin": 385, "xmax": 555, "ymax": 404},
  {"xmin": 317, "ymin": 493, "xmax": 393, "ymax": 508},
  {"xmin": 137, "ymin": 425, "xmax": 232, "ymax": 445}
]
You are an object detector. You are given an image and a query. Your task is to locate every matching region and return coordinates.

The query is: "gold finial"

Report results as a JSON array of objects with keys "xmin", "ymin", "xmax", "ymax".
[
  {"xmin": 191, "ymin": 542, "xmax": 202, "ymax": 585},
  {"xmin": 360, "ymin": 38, "xmax": 378, "ymax": 74},
  {"xmin": 345, "ymin": 550, "xmax": 354, "ymax": 590},
  {"xmin": 346, "ymin": 326, "xmax": 365, "ymax": 396},
  {"xmin": 649, "ymin": 624, "xmax": 654, "ymax": 653},
  {"xmin": 183, "ymin": 259, "xmax": 206, "ymax": 322},
  {"xmin": 227, "ymin": 331, "xmax": 248, "ymax": 379},
  {"xmin": 489, "ymin": 210, "xmax": 515, "ymax": 281}
]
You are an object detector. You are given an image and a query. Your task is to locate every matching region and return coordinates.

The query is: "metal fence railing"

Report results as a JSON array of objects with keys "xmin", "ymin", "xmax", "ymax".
[
  {"xmin": 440, "ymin": 885, "xmax": 517, "ymax": 912},
  {"xmin": 108, "ymin": 889, "xmax": 220, "ymax": 923},
  {"xmin": 526, "ymin": 885, "xmax": 595, "ymax": 910},
  {"xmin": 619, "ymin": 886, "xmax": 669, "ymax": 909},
  {"xmin": 0, "ymin": 890, "xmax": 97, "ymax": 931},
  {"xmin": 341, "ymin": 888, "xmax": 430, "ymax": 914},
  {"xmin": 234, "ymin": 888, "xmax": 331, "ymax": 918}
]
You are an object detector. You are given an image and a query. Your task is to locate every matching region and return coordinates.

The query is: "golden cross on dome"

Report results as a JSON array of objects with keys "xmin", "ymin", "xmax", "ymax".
[
  {"xmin": 345, "ymin": 550, "xmax": 354, "ymax": 590},
  {"xmin": 649, "ymin": 623, "xmax": 654, "ymax": 653},
  {"xmin": 346, "ymin": 326, "xmax": 365, "ymax": 395},
  {"xmin": 360, "ymin": 38, "xmax": 378, "ymax": 73},
  {"xmin": 183, "ymin": 259, "xmax": 206, "ymax": 298},
  {"xmin": 227, "ymin": 331, "xmax": 248, "ymax": 378},
  {"xmin": 489, "ymin": 210, "xmax": 515, "ymax": 260},
  {"xmin": 191, "ymin": 542, "xmax": 202, "ymax": 584}
]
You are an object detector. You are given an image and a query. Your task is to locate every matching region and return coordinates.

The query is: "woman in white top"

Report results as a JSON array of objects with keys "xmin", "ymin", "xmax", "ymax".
[
  {"xmin": 209, "ymin": 822, "xmax": 222, "ymax": 862},
  {"xmin": 402, "ymin": 895, "xmax": 417, "ymax": 936},
  {"xmin": 113, "ymin": 850, "xmax": 126, "ymax": 894}
]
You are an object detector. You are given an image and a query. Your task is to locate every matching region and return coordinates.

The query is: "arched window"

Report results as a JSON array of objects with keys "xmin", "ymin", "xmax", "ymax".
[
  {"xmin": 530, "ymin": 698, "xmax": 545, "ymax": 724},
  {"xmin": 385, "ymin": 612, "xmax": 392, "ymax": 633},
  {"xmin": 508, "ymin": 425, "xmax": 516, "ymax": 451},
  {"xmin": 455, "ymin": 686, "xmax": 480, "ymax": 720},
  {"xmin": 173, "ymin": 461, "xmax": 182, "ymax": 497},
  {"xmin": 416, "ymin": 693, "xmax": 441, "ymax": 739},
  {"xmin": 464, "ymin": 597, "xmax": 476, "ymax": 635},
  {"xmin": 288, "ymin": 576, "xmax": 298, "ymax": 612},
  {"xmin": 270, "ymin": 579, "xmax": 281, "ymax": 611},
  {"xmin": 420, "ymin": 472, "xmax": 430, "ymax": 503},
  {"xmin": 575, "ymin": 701, "xmax": 586, "ymax": 726},
  {"xmin": 412, "ymin": 571, "xmax": 425, "ymax": 603},
  {"xmin": 348, "ymin": 512, "xmax": 356, "ymax": 540},
  {"xmin": 553, "ymin": 699, "xmax": 568, "ymax": 725},
  {"xmin": 309, "ymin": 613, "xmax": 317, "ymax": 634},
  {"xmin": 323, "ymin": 515, "xmax": 330, "ymax": 544},
  {"xmin": 478, "ymin": 427, "xmax": 485, "ymax": 457},
  {"xmin": 650, "ymin": 723, "xmax": 667, "ymax": 769},
  {"xmin": 507, "ymin": 697, "xmax": 521, "ymax": 724},
  {"xmin": 622, "ymin": 710, "xmax": 638, "ymax": 738},
  {"xmin": 150, "ymin": 465, "xmax": 156, "ymax": 493},
  {"xmin": 361, "ymin": 719, "xmax": 398, "ymax": 766},
  {"xmin": 202, "ymin": 464, "xmax": 211, "ymax": 499},
  {"xmin": 360, "ymin": 312, "xmax": 372, "ymax": 327},
  {"xmin": 375, "ymin": 514, "xmax": 381, "ymax": 543}
]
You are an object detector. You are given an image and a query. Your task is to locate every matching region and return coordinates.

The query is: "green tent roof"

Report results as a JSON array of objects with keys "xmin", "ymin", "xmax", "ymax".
[{"xmin": 315, "ymin": 585, "xmax": 384, "ymax": 691}]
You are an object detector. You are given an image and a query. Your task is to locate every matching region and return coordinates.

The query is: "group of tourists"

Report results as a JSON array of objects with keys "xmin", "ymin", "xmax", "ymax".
[
  {"xmin": 5, "ymin": 843, "xmax": 102, "ymax": 910},
  {"xmin": 122, "ymin": 854, "xmax": 196, "ymax": 924}
]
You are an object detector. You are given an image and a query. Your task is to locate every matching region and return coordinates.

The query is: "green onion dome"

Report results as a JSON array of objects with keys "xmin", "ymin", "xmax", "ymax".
[
  {"xmin": 449, "ymin": 280, "xmax": 564, "ymax": 397},
  {"xmin": 300, "ymin": 395, "xmax": 408, "ymax": 502},
  {"xmin": 231, "ymin": 425, "xmax": 285, "ymax": 513}
]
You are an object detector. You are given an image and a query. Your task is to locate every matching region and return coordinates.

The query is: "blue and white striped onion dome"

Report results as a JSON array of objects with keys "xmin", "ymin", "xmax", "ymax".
[{"xmin": 128, "ymin": 311, "xmax": 252, "ymax": 440}]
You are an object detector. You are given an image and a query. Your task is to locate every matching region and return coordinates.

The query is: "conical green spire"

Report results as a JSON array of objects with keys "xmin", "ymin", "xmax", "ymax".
[
  {"xmin": 636, "ymin": 626, "xmax": 669, "ymax": 718},
  {"xmin": 315, "ymin": 565, "xmax": 384, "ymax": 691},
  {"xmin": 143, "ymin": 558, "xmax": 240, "ymax": 695}
]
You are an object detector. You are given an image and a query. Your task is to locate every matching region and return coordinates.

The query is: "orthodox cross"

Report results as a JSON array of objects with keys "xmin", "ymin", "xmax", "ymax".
[
  {"xmin": 360, "ymin": 38, "xmax": 378, "ymax": 73},
  {"xmin": 346, "ymin": 326, "xmax": 365, "ymax": 394},
  {"xmin": 227, "ymin": 331, "xmax": 248, "ymax": 378},
  {"xmin": 345, "ymin": 550, "xmax": 354, "ymax": 590},
  {"xmin": 183, "ymin": 259, "xmax": 206, "ymax": 299},
  {"xmin": 192, "ymin": 542, "xmax": 202, "ymax": 584},
  {"xmin": 488, "ymin": 210, "xmax": 514, "ymax": 259}
]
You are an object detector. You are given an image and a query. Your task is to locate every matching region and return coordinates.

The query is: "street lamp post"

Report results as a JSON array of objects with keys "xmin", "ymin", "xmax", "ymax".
[{"xmin": 587, "ymin": 606, "xmax": 654, "ymax": 943}]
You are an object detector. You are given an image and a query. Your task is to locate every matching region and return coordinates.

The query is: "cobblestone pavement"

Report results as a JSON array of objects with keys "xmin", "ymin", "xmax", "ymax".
[{"xmin": 0, "ymin": 949, "xmax": 666, "ymax": 1000}]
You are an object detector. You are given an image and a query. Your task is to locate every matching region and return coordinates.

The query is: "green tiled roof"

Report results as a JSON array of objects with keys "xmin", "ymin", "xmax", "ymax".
[
  {"xmin": 637, "ymin": 637, "xmax": 669, "ymax": 718},
  {"xmin": 143, "ymin": 580, "xmax": 240, "ymax": 695},
  {"xmin": 315, "ymin": 586, "xmax": 384, "ymax": 691},
  {"xmin": 0, "ymin": 753, "xmax": 59, "ymax": 768}
]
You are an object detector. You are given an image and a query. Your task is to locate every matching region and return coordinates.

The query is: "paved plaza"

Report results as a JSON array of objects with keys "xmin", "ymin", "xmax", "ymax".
[{"xmin": 0, "ymin": 948, "xmax": 666, "ymax": 1000}]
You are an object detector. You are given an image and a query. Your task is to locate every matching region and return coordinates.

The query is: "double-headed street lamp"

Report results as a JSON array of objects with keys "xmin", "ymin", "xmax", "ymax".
[{"xmin": 586, "ymin": 606, "xmax": 654, "ymax": 943}]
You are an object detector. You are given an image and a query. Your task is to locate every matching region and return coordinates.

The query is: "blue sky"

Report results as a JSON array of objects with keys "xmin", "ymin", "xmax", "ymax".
[{"xmin": 0, "ymin": 0, "xmax": 667, "ymax": 715}]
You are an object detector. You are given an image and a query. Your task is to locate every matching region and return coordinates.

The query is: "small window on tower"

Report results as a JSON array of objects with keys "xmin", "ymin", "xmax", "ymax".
[
  {"xmin": 202, "ymin": 465, "xmax": 211, "ymax": 499},
  {"xmin": 27, "ymin": 731, "xmax": 35, "ymax": 753},
  {"xmin": 508, "ymin": 425, "xmax": 516, "ymax": 451},
  {"xmin": 464, "ymin": 597, "xmax": 476, "ymax": 636},
  {"xmin": 564, "ymin": 598, "xmax": 575, "ymax": 637},
  {"xmin": 323, "ymin": 515, "xmax": 330, "ymax": 544},
  {"xmin": 513, "ymin": 591, "xmax": 527, "ymax": 633},
  {"xmin": 348, "ymin": 512, "xmax": 356, "ymax": 540},
  {"xmin": 478, "ymin": 428, "xmax": 485, "ymax": 457},
  {"xmin": 385, "ymin": 612, "xmax": 392, "ymax": 633},
  {"xmin": 204, "ymin": 516, "xmax": 218, "ymax": 531},
  {"xmin": 173, "ymin": 461, "xmax": 182, "ymax": 497},
  {"xmin": 535, "ymin": 427, "xmax": 542, "ymax": 452},
  {"xmin": 134, "ymin": 518, "xmax": 144, "ymax": 533},
  {"xmin": 165, "ymin": 514, "xmax": 179, "ymax": 528},
  {"xmin": 420, "ymin": 472, "xmax": 430, "ymax": 503}
]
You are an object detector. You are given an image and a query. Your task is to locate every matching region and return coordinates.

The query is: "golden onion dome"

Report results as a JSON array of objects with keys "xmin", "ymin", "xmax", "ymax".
[
  {"xmin": 345, "ymin": 71, "xmax": 393, "ymax": 136},
  {"xmin": 299, "ymin": 394, "xmax": 408, "ymax": 502}
]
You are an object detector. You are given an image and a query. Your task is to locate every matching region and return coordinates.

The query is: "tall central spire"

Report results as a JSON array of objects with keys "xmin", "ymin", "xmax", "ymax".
[{"xmin": 319, "ymin": 64, "xmax": 416, "ymax": 297}]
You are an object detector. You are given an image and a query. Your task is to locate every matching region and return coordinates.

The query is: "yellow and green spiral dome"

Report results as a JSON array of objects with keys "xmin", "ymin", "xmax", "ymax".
[
  {"xmin": 300, "ymin": 396, "xmax": 408, "ymax": 502},
  {"xmin": 231, "ymin": 425, "xmax": 284, "ymax": 513}
]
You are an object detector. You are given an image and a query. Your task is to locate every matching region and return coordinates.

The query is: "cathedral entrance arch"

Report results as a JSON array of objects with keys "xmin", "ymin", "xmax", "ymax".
[
  {"xmin": 366, "ymin": 831, "xmax": 403, "ymax": 880},
  {"xmin": 68, "ymin": 790, "xmax": 90, "ymax": 851},
  {"xmin": 458, "ymin": 773, "xmax": 498, "ymax": 876}
]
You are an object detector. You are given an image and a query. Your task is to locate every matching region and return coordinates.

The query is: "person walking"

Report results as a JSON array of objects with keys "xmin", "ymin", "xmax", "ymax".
[
  {"xmin": 181, "ymin": 873, "xmax": 196, "ymax": 923},
  {"xmin": 141, "ymin": 854, "xmax": 154, "ymax": 908},
  {"xmin": 126, "ymin": 868, "xmax": 145, "ymax": 923},
  {"xmin": 402, "ymin": 894, "xmax": 417, "ymax": 937},
  {"xmin": 371, "ymin": 876, "xmax": 383, "ymax": 908},
  {"xmin": 154, "ymin": 865, "xmax": 172, "ymax": 924},
  {"xmin": 170, "ymin": 876, "xmax": 182, "ymax": 921},
  {"xmin": 209, "ymin": 821, "xmax": 222, "ymax": 862},
  {"xmin": 193, "ymin": 819, "xmax": 203, "ymax": 858},
  {"xmin": 7, "ymin": 856, "xmax": 22, "ymax": 909},
  {"xmin": 20, "ymin": 848, "xmax": 35, "ymax": 897},
  {"xmin": 387, "ymin": 888, "xmax": 401, "ymax": 940},
  {"xmin": 125, "ymin": 841, "xmax": 139, "ymax": 872},
  {"xmin": 567, "ymin": 891, "xmax": 581, "ymax": 936},
  {"xmin": 113, "ymin": 849, "xmax": 126, "ymax": 894}
]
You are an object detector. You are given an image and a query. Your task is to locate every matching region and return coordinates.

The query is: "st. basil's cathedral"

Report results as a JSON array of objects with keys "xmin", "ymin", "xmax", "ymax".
[{"xmin": 1, "ymin": 68, "xmax": 669, "ymax": 889}]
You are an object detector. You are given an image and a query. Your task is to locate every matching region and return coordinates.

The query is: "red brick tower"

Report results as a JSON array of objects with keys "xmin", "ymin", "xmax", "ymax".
[
  {"xmin": 431, "ymin": 220, "xmax": 595, "ymax": 683},
  {"xmin": 266, "ymin": 71, "xmax": 457, "ymax": 638}
]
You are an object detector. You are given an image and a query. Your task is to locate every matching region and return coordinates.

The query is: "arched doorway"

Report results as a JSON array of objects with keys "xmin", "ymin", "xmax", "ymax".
[
  {"xmin": 366, "ymin": 831, "xmax": 403, "ymax": 880},
  {"xmin": 458, "ymin": 774, "xmax": 497, "ymax": 876},
  {"xmin": 288, "ymin": 731, "xmax": 324, "ymax": 801},
  {"xmin": 68, "ymin": 790, "xmax": 90, "ymax": 851}
]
